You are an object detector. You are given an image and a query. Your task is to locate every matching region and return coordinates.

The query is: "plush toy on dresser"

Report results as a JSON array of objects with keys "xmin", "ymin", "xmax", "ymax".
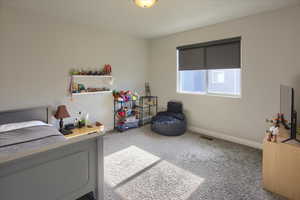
[{"xmin": 266, "ymin": 113, "xmax": 285, "ymax": 143}]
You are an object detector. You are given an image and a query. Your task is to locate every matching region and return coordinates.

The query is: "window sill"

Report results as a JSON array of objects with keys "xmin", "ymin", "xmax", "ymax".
[{"xmin": 177, "ymin": 91, "xmax": 241, "ymax": 99}]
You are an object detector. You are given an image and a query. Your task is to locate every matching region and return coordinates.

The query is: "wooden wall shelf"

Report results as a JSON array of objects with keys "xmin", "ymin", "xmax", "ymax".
[
  {"xmin": 70, "ymin": 74, "xmax": 113, "ymax": 96},
  {"xmin": 72, "ymin": 91, "xmax": 112, "ymax": 96},
  {"xmin": 72, "ymin": 75, "xmax": 112, "ymax": 78}
]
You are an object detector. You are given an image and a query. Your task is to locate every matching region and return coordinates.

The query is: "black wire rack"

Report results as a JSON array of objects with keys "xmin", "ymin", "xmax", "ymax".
[{"xmin": 113, "ymin": 96, "xmax": 158, "ymax": 132}]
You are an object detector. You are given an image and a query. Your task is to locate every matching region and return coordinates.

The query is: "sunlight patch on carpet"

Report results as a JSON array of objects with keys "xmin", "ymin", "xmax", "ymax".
[
  {"xmin": 104, "ymin": 146, "xmax": 161, "ymax": 187},
  {"xmin": 115, "ymin": 160, "xmax": 204, "ymax": 200}
]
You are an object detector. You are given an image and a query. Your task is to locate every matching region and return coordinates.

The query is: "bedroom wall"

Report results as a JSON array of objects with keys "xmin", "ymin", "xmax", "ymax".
[
  {"xmin": 149, "ymin": 6, "xmax": 300, "ymax": 144},
  {"xmin": 0, "ymin": 6, "xmax": 149, "ymax": 130}
]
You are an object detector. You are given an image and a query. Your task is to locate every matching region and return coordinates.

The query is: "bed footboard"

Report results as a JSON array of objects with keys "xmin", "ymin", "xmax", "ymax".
[{"xmin": 0, "ymin": 135, "xmax": 103, "ymax": 200}]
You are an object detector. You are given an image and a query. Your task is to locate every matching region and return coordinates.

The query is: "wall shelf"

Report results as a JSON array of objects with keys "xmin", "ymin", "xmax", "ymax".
[
  {"xmin": 72, "ymin": 91, "xmax": 112, "ymax": 96},
  {"xmin": 70, "ymin": 74, "xmax": 113, "ymax": 96}
]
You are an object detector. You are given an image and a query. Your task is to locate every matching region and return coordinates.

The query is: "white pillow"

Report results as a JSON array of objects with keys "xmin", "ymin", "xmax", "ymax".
[{"xmin": 0, "ymin": 121, "xmax": 51, "ymax": 133}]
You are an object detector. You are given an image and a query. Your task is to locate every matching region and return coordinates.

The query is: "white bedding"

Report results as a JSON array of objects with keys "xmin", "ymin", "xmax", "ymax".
[
  {"xmin": 0, "ymin": 121, "xmax": 51, "ymax": 133},
  {"xmin": 0, "ymin": 121, "xmax": 65, "ymax": 156}
]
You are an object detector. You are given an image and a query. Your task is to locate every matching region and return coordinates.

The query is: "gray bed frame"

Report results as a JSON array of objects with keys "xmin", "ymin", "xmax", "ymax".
[{"xmin": 0, "ymin": 107, "xmax": 103, "ymax": 200}]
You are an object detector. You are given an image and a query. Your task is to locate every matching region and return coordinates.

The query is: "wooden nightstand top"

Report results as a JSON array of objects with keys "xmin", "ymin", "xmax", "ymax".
[{"xmin": 65, "ymin": 125, "xmax": 104, "ymax": 139}]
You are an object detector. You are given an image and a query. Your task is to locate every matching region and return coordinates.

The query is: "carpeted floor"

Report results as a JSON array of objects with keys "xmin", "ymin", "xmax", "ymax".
[{"xmin": 103, "ymin": 126, "xmax": 285, "ymax": 200}]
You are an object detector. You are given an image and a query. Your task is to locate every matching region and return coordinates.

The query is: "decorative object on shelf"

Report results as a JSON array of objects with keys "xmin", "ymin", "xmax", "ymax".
[
  {"xmin": 266, "ymin": 126, "xmax": 279, "ymax": 143},
  {"xmin": 78, "ymin": 112, "xmax": 86, "ymax": 128},
  {"xmin": 78, "ymin": 84, "xmax": 86, "ymax": 92},
  {"xmin": 86, "ymin": 87, "xmax": 111, "ymax": 93},
  {"xmin": 266, "ymin": 113, "xmax": 289, "ymax": 129},
  {"xmin": 103, "ymin": 64, "xmax": 112, "ymax": 75},
  {"xmin": 70, "ymin": 64, "xmax": 113, "ymax": 76},
  {"xmin": 145, "ymin": 82, "xmax": 151, "ymax": 97},
  {"xmin": 73, "ymin": 112, "xmax": 95, "ymax": 129},
  {"xmin": 71, "ymin": 81, "xmax": 79, "ymax": 93},
  {"xmin": 265, "ymin": 114, "xmax": 285, "ymax": 143},
  {"xmin": 70, "ymin": 69, "xmax": 80, "ymax": 75},
  {"xmin": 133, "ymin": 0, "xmax": 158, "ymax": 8},
  {"xmin": 54, "ymin": 105, "xmax": 72, "ymax": 135}
]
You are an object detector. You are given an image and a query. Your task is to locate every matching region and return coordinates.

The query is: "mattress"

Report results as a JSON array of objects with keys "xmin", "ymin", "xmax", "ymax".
[{"xmin": 0, "ymin": 123, "xmax": 66, "ymax": 156}]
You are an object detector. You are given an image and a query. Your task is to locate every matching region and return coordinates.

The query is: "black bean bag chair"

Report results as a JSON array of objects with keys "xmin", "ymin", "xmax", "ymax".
[{"xmin": 151, "ymin": 101, "xmax": 187, "ymax": 136}]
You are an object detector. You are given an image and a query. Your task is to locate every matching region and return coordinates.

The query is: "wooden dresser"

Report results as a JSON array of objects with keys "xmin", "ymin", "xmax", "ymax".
[{"xmin": 263, "ymin": 127, "xmax": 300, "ymax": 199}]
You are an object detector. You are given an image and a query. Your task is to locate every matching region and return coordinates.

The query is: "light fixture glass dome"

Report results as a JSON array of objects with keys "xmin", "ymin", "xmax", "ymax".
[{"xmin": 134, "ymin": 0, "xmax": 158, "ymax": 8}]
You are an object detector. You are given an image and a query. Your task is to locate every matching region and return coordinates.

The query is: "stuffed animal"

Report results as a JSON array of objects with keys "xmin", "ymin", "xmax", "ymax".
[
  {"xmin": 113, "ymin": 90, "xmax": 140, "ymax": 102},
  {"xmin": 267, "ymin": 126, "xmax": 279, "ymax": 143},
  {"xmin": 117, "ymin": 109, "xmax": 126, "ymax": 118}
]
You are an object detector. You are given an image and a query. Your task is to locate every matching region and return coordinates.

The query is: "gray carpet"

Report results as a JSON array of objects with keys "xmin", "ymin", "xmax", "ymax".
[{"xmin": 104, "ymin": 126, "xmax": 285, "ymax": 200}]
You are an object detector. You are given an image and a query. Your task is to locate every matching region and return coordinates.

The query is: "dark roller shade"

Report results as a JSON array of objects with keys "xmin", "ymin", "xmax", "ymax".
[
  {"xmin": 206, "ymin": 41, "xmax": 240, "ymax": 69},
  {"xmin": 177, "ymin": 37, "xmax": 241, "ymax": 71},
  {"xmin": 178, "ymin": 48, "xmax": 205, "ymax": 70}
]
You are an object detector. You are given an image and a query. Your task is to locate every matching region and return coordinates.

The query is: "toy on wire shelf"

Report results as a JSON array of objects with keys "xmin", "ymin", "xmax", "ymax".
[
  {"xmin": 113, "ymin": 90, "xmax": 139, "ymax": 102},
  {"xmin": 116, "ymin": 108, "xmax": 126, "ymax": 119}
]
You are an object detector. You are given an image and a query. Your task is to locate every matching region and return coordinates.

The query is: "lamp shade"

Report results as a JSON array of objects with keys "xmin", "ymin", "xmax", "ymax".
[{"xmin": 55, "ymin": 105, "xmax": 70, "ymax": 119}]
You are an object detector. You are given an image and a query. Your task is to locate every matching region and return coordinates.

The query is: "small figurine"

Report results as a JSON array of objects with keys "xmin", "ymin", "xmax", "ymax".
[
  {"xmin": 145, "ymin": 82, "xmax": 151, "ymax": 97},
  {"xmin": 78, "ymin": 84, "xmax": 86, "ymax": 91},
  {"xmin": 70, "ymin": 69, "xmax": 79, "ymax": 75},
  {"xmin": 266, "ymin": 130, "xmax": 272, "ymax": 142},
  {"xmin": 72, "ymin": 82, "xmax": 79, "ymax": 93},
  {"xmin": 103, "ymin": 64, "xmax": 112, "ymax": 75},
  {"xmin": 267, "ymin": 126, "xmax": 279, "ymax": 143}
]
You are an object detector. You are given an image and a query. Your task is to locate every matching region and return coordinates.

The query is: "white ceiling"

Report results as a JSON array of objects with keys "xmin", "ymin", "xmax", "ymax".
[{"xmin": 2, "ymin": 0, "xmax": 300, "ymax": 39}]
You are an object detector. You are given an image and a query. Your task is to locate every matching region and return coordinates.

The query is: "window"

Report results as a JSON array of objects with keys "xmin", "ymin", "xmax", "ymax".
[
  {"xmin": 211, "ymin": 70, "xmax": 225, "ymax": 84},
  {"xmin": 208, "ymin": 69, "xmax": 240, "ymax": 95},
  {"xmin": 179, "ymin": 70, "xmax": 206, "ymax": 93},
  {"xmin": 177, "ymin": 37, "xmax": 241, "ymax": 97}
]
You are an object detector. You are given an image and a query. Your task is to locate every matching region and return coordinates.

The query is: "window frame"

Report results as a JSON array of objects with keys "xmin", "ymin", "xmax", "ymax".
[{"xmin": 176, "ymin": 50, "xmax": 242, "ymax": 98}]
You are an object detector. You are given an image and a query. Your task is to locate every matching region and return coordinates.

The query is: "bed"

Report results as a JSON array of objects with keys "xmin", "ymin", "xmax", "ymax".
[{"xmin": 0, "ymin": 107, "xmax": 104, "ymax": 200}]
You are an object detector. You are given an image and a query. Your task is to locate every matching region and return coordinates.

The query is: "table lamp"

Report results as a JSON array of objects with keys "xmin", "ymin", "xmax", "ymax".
[{"xmin": 55, "ymin": 105, "xmax": 71, "ymax": 135}]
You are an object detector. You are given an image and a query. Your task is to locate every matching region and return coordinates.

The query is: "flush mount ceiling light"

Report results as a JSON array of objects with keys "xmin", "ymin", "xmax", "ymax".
[{"xmin": 133, "ymin": 0, "xmax": 158, "ymax": 8}]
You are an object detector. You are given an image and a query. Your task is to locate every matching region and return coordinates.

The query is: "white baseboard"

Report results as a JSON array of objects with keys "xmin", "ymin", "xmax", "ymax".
[{"xmin": 188, "ymin": 126, "xmax": 262, "ymax": 149}]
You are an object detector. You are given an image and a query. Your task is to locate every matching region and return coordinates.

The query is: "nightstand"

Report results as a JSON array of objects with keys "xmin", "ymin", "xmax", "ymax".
[{"xmin": 64, "ymin": 125, "xmax": 104, "ymax": 139}]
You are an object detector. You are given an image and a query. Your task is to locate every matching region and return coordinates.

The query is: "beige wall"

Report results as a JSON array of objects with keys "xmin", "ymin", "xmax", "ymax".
[
  {"xmin": 0, "ymin": 7, "xmax": 149, "ymax": 130},
  {"xmin": 1, "ymin": 5, "xmax": 300, "ymax": 142},
  {"xmin": 149, "ymin": 6, "xmax": 300, "ymax": 143}
]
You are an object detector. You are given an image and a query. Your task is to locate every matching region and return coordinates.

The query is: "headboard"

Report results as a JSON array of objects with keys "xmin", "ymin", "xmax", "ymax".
[{"xmin": 0, "ymin": 107, "xmax": 50, "ymax": 125}]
